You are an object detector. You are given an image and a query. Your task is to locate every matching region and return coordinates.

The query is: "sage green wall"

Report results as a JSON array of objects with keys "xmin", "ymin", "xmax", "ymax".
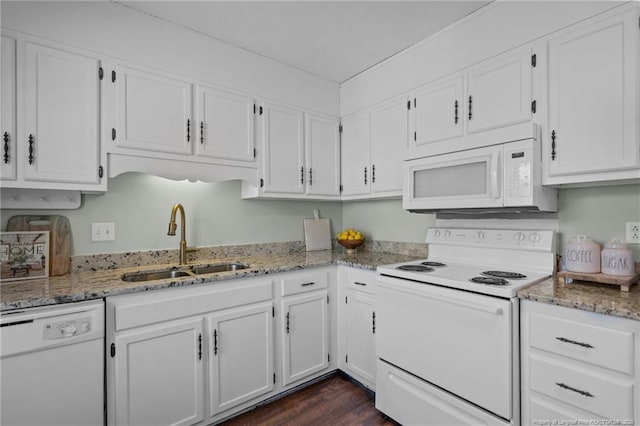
[{"xmin": 0, "ymin": 174, "xmax": 343, "ymax": 255}]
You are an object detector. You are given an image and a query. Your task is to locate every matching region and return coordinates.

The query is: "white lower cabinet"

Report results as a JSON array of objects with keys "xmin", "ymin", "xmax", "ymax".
[
  {"xmin": 279, "ymin": 270, "xmax": 330, "ymax": 386},
  {"xmin": 206, "ymin": 301, "xmax": 274, "ymax": 419},
  {"xmin": 521, "ymin": 300, "xmax": 640, "ymax": 425},
  {"xmin": 338, "ymin": 267, "xmax": 377, "ymax": 389},
  {"xmin": 112, "ymin": 317, "xmax": 205, "ymax": 426}
]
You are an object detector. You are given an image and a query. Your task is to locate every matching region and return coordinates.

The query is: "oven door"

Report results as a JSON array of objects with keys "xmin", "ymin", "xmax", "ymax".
[
  {"xmin": 377, "ymin": 276, "xmax": 513, "ymax": 420},
  {"xmin": 403, "ymin": 144, "xmax": 503, "ymax": 211}
]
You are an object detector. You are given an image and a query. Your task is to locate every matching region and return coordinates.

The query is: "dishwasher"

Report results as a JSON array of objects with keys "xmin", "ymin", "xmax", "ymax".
[{"xmin": 1, "ymin": 299, "xmax": 105, "ymax": 426}]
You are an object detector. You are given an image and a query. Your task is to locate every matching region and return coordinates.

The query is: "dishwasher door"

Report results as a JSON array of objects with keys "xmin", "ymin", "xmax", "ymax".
[{"xmin": 1, "ymin": 300, "xmax": 105, "ymax": 426}]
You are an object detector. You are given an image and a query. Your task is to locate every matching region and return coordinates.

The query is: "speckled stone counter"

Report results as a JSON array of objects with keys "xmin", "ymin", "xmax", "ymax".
[
  {"xmin": 0, "ymin": 249, "xmax": 421, "ymax": 311},
  {"xmin": 518, "ymin": 277, "xmax": 640, "ymax": 321}
]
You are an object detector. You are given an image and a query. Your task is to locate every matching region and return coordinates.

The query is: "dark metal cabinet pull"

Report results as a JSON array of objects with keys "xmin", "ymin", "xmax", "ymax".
[
  {"xmin": 213, "ymin": 329, "xmax": 218, "ymax": 355},
  {"xmin": 186, "ymin": 119, "xmax": 191, "ymax": 142},
  {"xmin": 372, "ymin": 164, "xmax": 376, "ymax": 183},
  {"xmin": 27, "ymin": 134, "xmax": 34, "ymax": 165},
  {"xmin": 556, "ymin": 382, "xmax": 594, "ymax": 398},
  {"xmin": 301, "ymin": 282, "xmax": 315, "ymax": 287},
  {"xmin": 468, "ymin": 96, "xmax": 473, "ymax": 120},
  {"xmin": 198, "ymin": 333, "xmax": 202, "ymax": 360},
  {"xmin": 3, "ymin": 132, "xmax": 9, "ymax": 164},
  {"xmin": 200, "ymin": 121, "xmax": 204, "ymax": 144},
  {"xmin": 286, "ymin": 312, "xmax": 290, "ymax": 334},
  {"xmin": 551, "ymin": 130, "xmax": 557, "ymax": 160},
  {"xmin": 308, "ymin": 168, "xmax": 312, "ymax": 186},
  {"xmin": 354, "ymin": 281, "xmax": 367, "ymax": 286},
  {"xmin": 372, "ymin": 312, "xmax": 376, "ymax": 334},
  {"xmin": 555, "ymin": 336, "xmax": 594, "ymax": 349},
  {"xmin": 454, "ymin": 100, "xmax": 459, "ymax": 124},
  {"xmin": 364, "ymin": 167, "xmax": 368, "ymax": 185},
  {"xmin": 300, "ymin": 166, "xmax": 304, "ymax": 185}
]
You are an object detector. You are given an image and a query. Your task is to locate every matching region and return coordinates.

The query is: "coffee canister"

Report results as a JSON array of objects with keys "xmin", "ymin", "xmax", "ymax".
[
  {"xmin": 565, "ymin": 235, "xmax": 601, "ymax": 273},
  {"xmin": 601, "ymin": 239, "xmax": 635, "ymax": 276}
]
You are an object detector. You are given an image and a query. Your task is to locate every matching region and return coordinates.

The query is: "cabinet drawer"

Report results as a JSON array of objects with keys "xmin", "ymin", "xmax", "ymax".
[
  {"xmin": 529, "ymin": 311, "xmax": 635, "ymax": 375},
  {"xmin": 529, "ymin": 354, "xmax": 634, "ymax": 420},
  {"xmin": 345, "ymin": 270, "xmax": 375, "ymax": 294},
  {"xmin": 281, "ymin": 271, "xmax": 328, "ymax": 297}
]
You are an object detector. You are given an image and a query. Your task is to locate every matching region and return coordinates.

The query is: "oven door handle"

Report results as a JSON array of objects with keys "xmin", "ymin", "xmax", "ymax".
[{"xmin": 426, "ymin": 292, "xmax": 503, "ymax": 315}]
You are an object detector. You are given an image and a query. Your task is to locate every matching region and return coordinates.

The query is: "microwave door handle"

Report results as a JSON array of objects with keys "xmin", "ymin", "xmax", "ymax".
[{"xmin": 490, "ymin": 151, "xmax": 501, "ymax": 199}]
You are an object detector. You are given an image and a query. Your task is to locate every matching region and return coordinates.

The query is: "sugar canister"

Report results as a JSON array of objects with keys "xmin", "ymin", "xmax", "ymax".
[
  {"xmin": 565, "ymin": 235, "xmax": 601, "ymax": 273},
  {"xmin": 601, "ymin": 239, "xmax": 635, "ymax": 276}
]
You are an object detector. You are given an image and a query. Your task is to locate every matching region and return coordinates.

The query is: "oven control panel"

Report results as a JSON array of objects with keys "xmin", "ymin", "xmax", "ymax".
[{"xmin": 427, "ymin": 228, "xmax": 555, "ymax": 251}]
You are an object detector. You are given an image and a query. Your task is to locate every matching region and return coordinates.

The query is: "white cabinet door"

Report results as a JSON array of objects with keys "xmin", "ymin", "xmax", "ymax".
[
  {"xmin": 370, "ymin": 97, "xmax": 407, "ymax": 195},
  {"xmin": 340, "ymin": 112, "xmax": 370, "ymax": 196},
  {"xmin": 112, "ymin": 317, "xmax": 204, "ymax": 426},
  {"xmin": 22, "ymin": 41, "xmax": 101, "ymax": 184},
  {"xmin": 345, "ymin": 290, "xmax": 376, "ymax": 386},
  {"xmin": 260, "ymin": 101, "xmax": 304, "ymax": 194},
  {"xmin": 1, "ymin": 35, "xmax": 16, "ymax": 181},
  {"xmin": 412, "ymin": 75, "xmax": 464, "ymax": 149},
  {"xmin": 115, "ymin": 65, "xmax": 192, "ymax": 155},
  {"xmin": 466, "ymin": 48, "xmax": 533, "ymax": 135},
  {"xmin": 281, "ymin": 291, "xmax": 329, "ymax": 386},
  {"xmin": 547, "ymin": 11, "xmax": 639, "ymax": 179},
  {"xmin": 206, "ymin": 301, "xmax": 274, "ymax": 418},
  {"xmin": 305, "ymin": 113, "xmax": 340, "ymax": 196},
  {"xmin": 196, "ymin": 85, "xmax": 255, "ymax": 162}
]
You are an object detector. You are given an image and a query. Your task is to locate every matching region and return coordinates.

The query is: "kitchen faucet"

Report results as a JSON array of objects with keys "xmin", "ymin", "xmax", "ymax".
[{"xmin": 167, "ymin": 203, "xmax": 188, "ymax": 265}]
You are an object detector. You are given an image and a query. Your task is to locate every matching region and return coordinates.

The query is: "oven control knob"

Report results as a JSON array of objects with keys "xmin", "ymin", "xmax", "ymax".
[
  {"xmin": 60, "ymin": 325, "xmax": 77, "ymax": 337},
  {"xmin": 514, "ymin": 232, "xmax": 526, "ymax": 242},
  {"xmin": 474, "ymin": 231, "xmax": 486, "ymax": 242},
  {"xmin": 443, "ymin": 230, "xmax": 451, "ymax": 240},
  {"xmin": 529, "ymin": 232, "xmax": 541, "ymax": 243},
  {"xmin": 433, "ymin": 229, "xmax": 441, "ymax": 239}
]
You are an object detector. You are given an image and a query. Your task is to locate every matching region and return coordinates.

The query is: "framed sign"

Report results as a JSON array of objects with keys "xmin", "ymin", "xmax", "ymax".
[{"xmin": 0, "ymin": 231, "xmax": 50, "ymax": 281}]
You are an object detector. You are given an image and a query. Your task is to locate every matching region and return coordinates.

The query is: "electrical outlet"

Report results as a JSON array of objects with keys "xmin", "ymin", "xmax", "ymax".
[
  {"xmin": 626, "ymin": 222, "xmax": 640, "ymax": 244},
  {"xmin": 92, "ymin": 222, "xmax": 115, "ymax": 241}
]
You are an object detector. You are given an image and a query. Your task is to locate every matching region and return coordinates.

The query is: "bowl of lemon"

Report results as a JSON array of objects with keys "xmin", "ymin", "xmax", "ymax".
[{"xmin": 336, "ymin": 228, "xmax": 365, "ymax": 254}]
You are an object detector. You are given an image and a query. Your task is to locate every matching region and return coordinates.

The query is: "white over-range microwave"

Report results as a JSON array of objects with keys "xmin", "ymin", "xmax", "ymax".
[{"xmin": 403, "ymin": 125, "xmax": 557, "ymax": 213}]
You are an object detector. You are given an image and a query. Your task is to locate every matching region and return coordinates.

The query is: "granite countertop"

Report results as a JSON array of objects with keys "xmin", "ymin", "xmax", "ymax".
[
  {"xmin": 0, "ymin": 249, "xmax": 420, "ymax": 311},
  {"xmin": 518, "ymin": 277, "xmax": 640, "ymax": 321}
]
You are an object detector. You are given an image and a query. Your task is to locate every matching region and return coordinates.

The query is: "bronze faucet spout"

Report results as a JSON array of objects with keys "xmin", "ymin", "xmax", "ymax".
[{"xmin": 168, "ymin": 203, "xmax": 188, "ymax": 265}]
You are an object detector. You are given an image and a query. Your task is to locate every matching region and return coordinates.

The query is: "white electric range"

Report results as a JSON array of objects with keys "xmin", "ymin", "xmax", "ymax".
[{"xmin": 375, "ymin": 227, "xmax": 556, "ymax": 426}]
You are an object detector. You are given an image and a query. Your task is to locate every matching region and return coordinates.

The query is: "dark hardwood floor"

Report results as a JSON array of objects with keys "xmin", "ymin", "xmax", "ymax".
[{"xmin": 219, "ymin": 373, "xmax": 398, "ymax": 426}]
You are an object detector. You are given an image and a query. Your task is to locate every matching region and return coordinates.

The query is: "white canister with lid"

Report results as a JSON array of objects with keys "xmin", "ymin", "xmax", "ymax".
[
  {"xmin": 565, "ymin": 235, "xmax": 601, "ymax": 273},
  {"xmin": 601, "ymin": 239, "xmax": 635, "ymax": 276}
]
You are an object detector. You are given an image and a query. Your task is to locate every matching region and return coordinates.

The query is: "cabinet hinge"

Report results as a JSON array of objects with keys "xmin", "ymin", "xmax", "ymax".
[
  {"xmin": 345, "ymin": 354, "xmax": 348, "ymax": 363},
  {"xmin": 111, "ymin": 128, "xmax": 116, "ymax": 141},
  {"xmin": 345, "ymin": 296, "xmax": 348, "ymax": 304},
  {"xmin": 98, "ymin": 165, "xmax": 104, "ymax": 179},
  {"xmin": 328, "ymin": 353, "xmax": 330, "ymax": 363},
  {"xmin": 407, "ymin": 100, "xmax": 411, "ymax": 110},
  {"xmin": 531, "ymin": 100, "xmax": 537, "ymax": 114},
  {"xmin": 272, "ymin": 306, "xmax": 275, "ymax": 317},
  {"xmin": 110, "ymin": 343, "xmax": 116, "ymax": 358},
  {"xmin": 253, "ymin": 104, "xmax": 256, "ymax": 114},
  {"xmin": 339, "ymin": 124, "xmax": 343, "ymax": 133},
  {"xmin": 414, "ymin": 131, "xmax": 417, "ymax": 142},
  {"xmin": 260, "ymin": 178, "xmax": 264, "ymax": 188},
  {"xmin": 253, "ymin": 148, "xmax": 257, "ymax": 158},
  {"xmin": 111, "ymin": 70, "xmax": 116, "ymax": 83},
  {"xmin": 339, "ymin": 184, "xmax": 343, "ymax": 193},
  {"xmin": 98, "ymin": 67, "xmax": 104, "ymax": 80},
  {"xmin": 531, "ymin": 54, "xmax": 537, "ymax": 68},
  {"xmin": 259, "ymin": 106, "xmax": 263, "ymax": 115},
  {"xmin": 327, "ymin": 294, "xmax": 329, "ymax": 304},
  {"xmin": 413, "ymin": 98, "xmax": 416, "ymax": 108},
  {"xmin": 273, "ymin": 373, "xmax": 276, "ymax": 384}
]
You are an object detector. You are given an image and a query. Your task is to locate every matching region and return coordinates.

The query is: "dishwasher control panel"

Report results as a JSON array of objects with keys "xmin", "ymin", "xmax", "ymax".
[{"xmin": 44, "ymin": 317, "xmax": 92, "ymax": 339}]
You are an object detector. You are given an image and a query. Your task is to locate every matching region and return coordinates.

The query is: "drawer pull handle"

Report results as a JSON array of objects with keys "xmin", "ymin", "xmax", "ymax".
[
  {"xmin": 354, "ymin": 282, "xmax": 367, "ymax": 286},
  {"xmin": 301, "ymin": 282, "xmax": 315, "ymax": 287},
  {"xmin": 556, "ymin": 336, "xmax": 594, "ymax": 349},
  {"xmin": 555, "ymin": 382, "xmax": 594, "ymax": 398}
]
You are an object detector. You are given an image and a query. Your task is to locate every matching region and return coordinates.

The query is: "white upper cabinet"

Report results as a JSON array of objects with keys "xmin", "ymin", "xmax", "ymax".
[
  {"xmin": 305, "ymin": 113, "xmax": 341, "ymax": 197},
  {"xmin": 0, "ymin": 38, "xmax": 104, "ymax": 191},
  {"xmin": 341, "ymin": 96, "xmax": 406, "ymax": 199},
  {"xmin": 545, "ymin": 9, "xmax": 640, "ymax": 185},
  {"xmin": 1, "ymin": 35, "xmax": 16, "ymax": 181},
  {"xmin": 114, "ymin": 65, "xmax": 192, "ymax": 155},
  {"xmin": 408, "ymin": 47, "xmax": 537, "ymax": 159},
  {"xmin": 260, "ymin": 101, "xmax": 305, "ymax": 194},
  {"xmin": 195, "ymin": 85, "xmax": 255, "ymax": 163}
]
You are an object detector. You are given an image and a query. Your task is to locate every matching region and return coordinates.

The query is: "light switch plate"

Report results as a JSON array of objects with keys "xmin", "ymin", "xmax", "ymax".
[{"xmin": 91, "ymin": 222, "xmax": 115, "ymax": 241}]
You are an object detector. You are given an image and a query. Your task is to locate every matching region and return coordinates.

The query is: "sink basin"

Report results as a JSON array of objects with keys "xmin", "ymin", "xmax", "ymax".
[
  {"xmin": 120, "ymin": 263, "xmax": 249, "ymax": 282},
  {"xmin": 191, "ymin": 263, "xmax": 248, "ymax": 275},
  {"xmin": 121, "ymin": 269, "xmax": 193, "ymax": 282}
]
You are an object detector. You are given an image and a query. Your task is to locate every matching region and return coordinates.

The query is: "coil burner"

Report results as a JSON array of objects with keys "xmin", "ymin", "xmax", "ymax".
[
  {"xmin": 469, "ymin": 276, "xmax": 510, "ymax": 285},
  {"xmin": 481, "ymin": 271, "xmax": 527, "ymax": 279},
  {"xmin": 421, "ymin": 261, "xmax": 447, "ymax": 267},
  {"xmin": 397, "ymin": 265, "xmax": 434, "ymax": 272}
]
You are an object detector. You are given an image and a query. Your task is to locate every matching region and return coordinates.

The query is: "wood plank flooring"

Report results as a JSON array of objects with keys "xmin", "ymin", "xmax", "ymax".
[{"xmin": 219, "ymin": 373, "xmax": 398, "ymax": 426}]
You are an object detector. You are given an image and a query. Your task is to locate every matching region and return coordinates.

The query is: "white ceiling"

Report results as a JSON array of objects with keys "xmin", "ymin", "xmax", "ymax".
[{"xmin": 118, "ymin": 1, "xmax": 490, "ymax": 83}]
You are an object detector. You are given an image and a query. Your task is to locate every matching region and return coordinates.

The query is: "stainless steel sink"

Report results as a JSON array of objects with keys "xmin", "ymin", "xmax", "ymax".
[
  {"xmin": 121, "ymin": 269, "xmax": 193, "ymax": 282},
  {"xmin": 190, "ymin": 263, "xmax": 248, "ymax": 275},
  {"xmin": 121, "ymin": 263, "xmax": 249, "ymax": 282}
]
